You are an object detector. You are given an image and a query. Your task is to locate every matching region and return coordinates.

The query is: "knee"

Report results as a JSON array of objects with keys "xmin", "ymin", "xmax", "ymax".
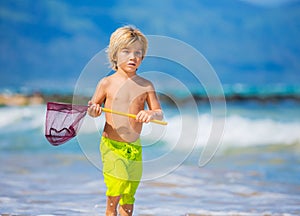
[{"xmin": 119, "ymin": 194, "xmax": 135, "ymax": 206}]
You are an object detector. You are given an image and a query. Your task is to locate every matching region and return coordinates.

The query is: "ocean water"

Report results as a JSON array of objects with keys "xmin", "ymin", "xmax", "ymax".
[{"xmin": 0, "ymin": 91, "xmax": 300, "ymax": 215}]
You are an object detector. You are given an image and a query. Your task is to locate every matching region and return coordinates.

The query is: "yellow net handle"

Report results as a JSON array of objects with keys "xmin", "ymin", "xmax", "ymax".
[{"xmin": 101, "ymin": 107, "xmax": 168, "ymax": 125}]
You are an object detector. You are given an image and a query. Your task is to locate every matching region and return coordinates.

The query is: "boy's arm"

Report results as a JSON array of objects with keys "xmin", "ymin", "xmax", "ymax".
[
  {"xmin": 87, "ymin": 78, "xmax": 107, "ymax": 117},
  {"xmin": 136, "ymin": 84, "xmax": 163, "ymax": 123},
  {"xmin": 146, "ymin": 90, "xmax": 163, "ymax": 119}
]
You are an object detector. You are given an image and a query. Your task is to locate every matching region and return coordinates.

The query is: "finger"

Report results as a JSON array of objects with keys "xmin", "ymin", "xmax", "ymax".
[
  {"xmin": 135, "ymin": 111, "xmax": 143, "ymax": 121},
  {"xmin": 142, "ymin": 114, "xmax": 148, "ymax": 122},
  {"xmin": 91, "ymin": 105, "xmax": 98, "ymax": 116},
  {"xmin": 99, "ymin": 106, "xmax": 102, "ymax": 114},
  {"xmin": 146, "ymin": 115, "xmax": 153, "ymax": 123},
  {"xmin": 136, "ymin": 115, "xmax": 144, "ymax": 123},
  {"xmin": 96, "ymin": 105, "xmax": 101, "ymax": 115},
  {"xmin": 139, "ymin": 114, "xmax": 148, "ymax": 123},
  {"xmin": 145, "ymin": 116, "xmax": 151, "ymax": 123}
]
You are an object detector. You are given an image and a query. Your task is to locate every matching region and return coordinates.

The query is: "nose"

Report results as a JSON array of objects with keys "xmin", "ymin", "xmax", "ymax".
[{"xmin": 129, "ymin": 52, "xmax": 136, "ymax": 60}]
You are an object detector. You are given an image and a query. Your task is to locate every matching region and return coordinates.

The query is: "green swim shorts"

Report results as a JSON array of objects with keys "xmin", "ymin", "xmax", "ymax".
[{"xmin": 100, "ymin": 136, "xmax": 143, "ymax": 205}]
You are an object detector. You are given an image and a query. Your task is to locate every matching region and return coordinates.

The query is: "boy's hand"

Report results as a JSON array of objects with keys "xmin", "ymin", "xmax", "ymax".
[
  {"xmin": 87, "ymin": 101, "xmax": 102, "ymax": 117},
  {"xmin": 136, "ymin": 110, "xmax": 163, "ymax": 123}
]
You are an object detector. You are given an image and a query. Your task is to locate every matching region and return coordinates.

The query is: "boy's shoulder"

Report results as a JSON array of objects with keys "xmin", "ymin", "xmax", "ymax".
[
  {"xmin": 133, "ymin": 75, "xmax": 154, "ymax": 88},
  {"xmin": 96, "ymin": 76, "xmax": 114, "ymax": 91},
  {"xmin": 134, "ymin": 74, "xmax": 151, "ymax": 82}
]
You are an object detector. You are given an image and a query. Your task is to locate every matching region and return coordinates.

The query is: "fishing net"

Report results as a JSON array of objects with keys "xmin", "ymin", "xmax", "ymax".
[
  {"xmin": 45, "ymin": 102, "xmax": 88, "ymax": 146},
  {"xmin": 45, "ymin": 101, "xmax": 167, "ymax": 146}
]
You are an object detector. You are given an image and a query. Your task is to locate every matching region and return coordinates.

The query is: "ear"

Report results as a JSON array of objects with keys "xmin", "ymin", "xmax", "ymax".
[{"xmin": 114, "ymin": 60, "xmax": 118, "ymax": 70}]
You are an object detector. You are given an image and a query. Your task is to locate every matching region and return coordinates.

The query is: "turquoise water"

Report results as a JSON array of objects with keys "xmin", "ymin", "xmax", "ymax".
[{"xmin": 0, "ymin": 96, "xmax": 300, "ymax": 215}]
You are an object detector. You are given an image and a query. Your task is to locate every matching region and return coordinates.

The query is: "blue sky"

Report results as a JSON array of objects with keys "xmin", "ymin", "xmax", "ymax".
[{"xmin": 0, "ymin": 0, "xmax": 300, "ymax": 91}]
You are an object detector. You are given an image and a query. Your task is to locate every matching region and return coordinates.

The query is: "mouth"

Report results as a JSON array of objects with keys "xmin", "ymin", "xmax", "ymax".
[{"xmin": 128, "ymin": 62, "xmax": 136, "ymax": 67}]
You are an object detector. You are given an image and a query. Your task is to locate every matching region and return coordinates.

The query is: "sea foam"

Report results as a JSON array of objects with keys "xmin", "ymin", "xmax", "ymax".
[{"xmin": 0, "ymin": 105, "xmax": 300, "ymax": 151}]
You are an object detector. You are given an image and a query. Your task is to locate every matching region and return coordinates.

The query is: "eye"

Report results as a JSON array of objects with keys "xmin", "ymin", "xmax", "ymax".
[
  {"xmin": 135, "ymin": 51, "xmax": 143, "ymax": 57},
  {"xmin": 121, "ymin": 49, "xmax": 129, "ymax": 53}
]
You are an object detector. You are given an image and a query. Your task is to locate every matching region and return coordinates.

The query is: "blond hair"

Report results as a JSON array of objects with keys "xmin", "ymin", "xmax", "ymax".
[{"xmin": 107, "ymin": 25, "xmax": 148, "ymax": 71}]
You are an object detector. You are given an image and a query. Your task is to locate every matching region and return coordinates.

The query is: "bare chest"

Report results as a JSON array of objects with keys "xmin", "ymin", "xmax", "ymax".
[{"xmin": 107, "ymin": 80, "xmax": 148, "ymax": 107}]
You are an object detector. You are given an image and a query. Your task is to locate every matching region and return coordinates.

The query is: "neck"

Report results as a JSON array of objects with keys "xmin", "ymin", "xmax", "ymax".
[{"xmin": 116, "ymin": 69, "xmax": 136, "ymax": 79}]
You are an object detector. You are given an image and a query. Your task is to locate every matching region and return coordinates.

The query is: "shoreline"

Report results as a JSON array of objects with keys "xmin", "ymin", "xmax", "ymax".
[
  {"xmin": 0, "ymin": 92, "xmax": 75, "ymax": 107},
  {"xmin": 0, "ymin": 151, "xmax": 299, "ymax": 216},
  {"xmin": 1, "ymin": 92, "xmax": 300, "ymax": 107}
]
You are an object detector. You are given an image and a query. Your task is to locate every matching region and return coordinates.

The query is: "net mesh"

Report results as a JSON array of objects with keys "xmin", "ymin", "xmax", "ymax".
[{"xmin": 45, "ymin": 102, "xmax": 88, "ymax": 146}]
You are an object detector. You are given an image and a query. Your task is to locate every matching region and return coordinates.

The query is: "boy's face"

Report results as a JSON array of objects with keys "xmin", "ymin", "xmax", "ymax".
[{"xmin": 116, "ymin": 41, "xmax": 143, "ymax": 75}]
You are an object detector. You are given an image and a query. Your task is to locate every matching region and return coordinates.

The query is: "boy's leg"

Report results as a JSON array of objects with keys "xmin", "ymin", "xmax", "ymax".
[
  {"xmin": 106, "ymin": 196, "xmax": 120, "ymax": 216},
  {"xmin": 119, "ymin": 204, "xmax": 134, "ymax": 216}
]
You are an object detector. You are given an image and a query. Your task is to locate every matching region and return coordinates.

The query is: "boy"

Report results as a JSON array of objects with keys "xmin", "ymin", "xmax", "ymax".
[{"xmin": 87, "ymin": 26, "xmax": 163, "ymax": 216}]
